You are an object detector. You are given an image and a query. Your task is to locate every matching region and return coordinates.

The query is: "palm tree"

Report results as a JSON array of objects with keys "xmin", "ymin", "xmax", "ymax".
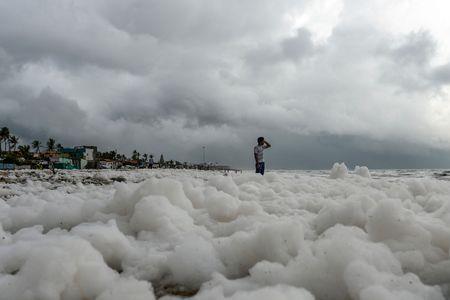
[
  {"xmin": 0, "ymin": 127, "xmax": 10, "ymax": 153},
  {"xmin": 18, "ymin": 145, "xmax": 30, "ymax": 158},
  {"xmin": 132, "ymin": 150, "xmax": 139, "ymax": 160},
  {"xmin": 47, "ymin": 138, "xmax": 56, "ymax": 151},
  {"xmin": 8, "ymin": 135, "xmax": 19, "ymax": 151},
  {"xmin": 32, "ymin": 140, "xmax": 42, "ymax": 153}
]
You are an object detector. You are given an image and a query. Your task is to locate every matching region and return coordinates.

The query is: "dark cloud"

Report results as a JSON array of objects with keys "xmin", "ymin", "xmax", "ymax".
[
  {"xmin": 376, "ymin": 31, "xmax": 439, "ymax": 91},
  {"xmin": 0, "ymin": 87, "xmax": 89, "ymax": 144},
  {"xmin": 430, "ymin": 63, "xmax": 450, "ymax": 85},
  {"xmin": 244, "ymin": 27, "xmax": 316, "ymax": 70},
  {"xmin": 0, "ymin": 1, "xmax": 159, "ymax": 73},
  {"xmin": 281, "ymin": 28, "xmax": 315, "ymax": 61},
  {"xmin": 390, "ymin": 31, "xmax": 436, "ymax": 66},
  {"xmin": 185, "ymin": 132, "xmax": 450, "ymax": 170},
  {"xmin": 1, "ymin": 0, "xmax": 450, "ymax": 169},
  {"xmin": 99, "ymin": 0, "xmax": 302, "ymax": 43},
  {"xmin": 267, "ymin": 133, "xmax": 450, "ymax": 170}
]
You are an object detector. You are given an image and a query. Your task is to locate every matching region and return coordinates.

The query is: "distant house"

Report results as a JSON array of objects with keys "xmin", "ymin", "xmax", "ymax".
[
  {"xmin": 42, "ymin": 151, "xmax": 59, "ymax": 160},
  {"xmin": 99, "ymin": 159, "xmax": 120, "ymax": 169},
  {"xmin": 0, "ymin": 162, "xmax": 15, "ymax": 170},
  {"xmin": 79, "ymin": 146, "xmax": 96, "ymax": 161},
  {"xmin": 54, "ymin": 157, "xmax": 77, "ymax": 170},
  {"xmin": 75, "ymin": 146, "xmax": 97, "ymax": 169},
  {"xmin": 122, "ymin": 159, "xmax": 139, "ymax": 168},
  {"xmin": 59, "ymin": 146, "xmax": 98, "ymax": 169}
]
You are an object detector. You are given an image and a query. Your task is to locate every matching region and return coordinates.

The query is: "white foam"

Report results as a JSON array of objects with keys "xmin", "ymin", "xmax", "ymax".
[
  {"xmin": 1, "ymin": 168, "xmax": 449, "ymax": 299},
  {"xmin": 355, "ymin": 165, "xmax": 371, "ymax": 178},
  {"xmin": 330, "ymin": 162, "xmax": 349, "ymax": 179}
]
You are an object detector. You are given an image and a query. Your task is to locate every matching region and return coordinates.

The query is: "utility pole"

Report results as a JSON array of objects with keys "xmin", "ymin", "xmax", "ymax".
[{"xmin": 202, "ymin": 146, "xmax": 206, "ymax": 165}]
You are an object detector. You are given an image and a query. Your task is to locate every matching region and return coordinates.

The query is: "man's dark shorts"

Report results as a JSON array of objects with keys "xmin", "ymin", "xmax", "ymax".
[{"xmin": 255, "ymin": 162, "xmax": 265, "ymax": 175}]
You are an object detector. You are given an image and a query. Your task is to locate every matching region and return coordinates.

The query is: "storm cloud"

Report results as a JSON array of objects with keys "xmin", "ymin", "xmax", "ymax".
[{"xmin": 1, "ymin": 0, "xmax": 450, "ymax": 169}]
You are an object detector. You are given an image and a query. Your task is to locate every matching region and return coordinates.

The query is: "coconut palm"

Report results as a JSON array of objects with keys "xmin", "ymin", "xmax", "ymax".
[
  {"xmin": 47, "ymin": 138, "xmax": 56, "ymax": 151},
  {"xmin": 8, "ymin": 135, "xmax": 19, "ymax": 151},
  {"xmin": 32, "ymin": 140, "xmax": 42, "ymax": 153},
  {"xmin": 132, "ymin": 150, "xmax": 139, "ymax": 160},
  {"xmin": 18, "ymin": 145, "xmax": 30, "ymax": 158},
  {"xmin": 0, "ymin": 127, "xmax": 10, "ymax": 153}
]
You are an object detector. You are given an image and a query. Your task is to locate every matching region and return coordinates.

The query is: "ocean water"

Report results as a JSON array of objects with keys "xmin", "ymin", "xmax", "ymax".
[{"xmin": 276, "ymin": 168, "xmax": 450, "ymax": 179}]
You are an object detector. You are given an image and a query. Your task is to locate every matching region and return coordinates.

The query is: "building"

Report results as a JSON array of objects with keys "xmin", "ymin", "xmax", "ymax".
[
  {"xmin": 122, "ymin": 159, "xmax": 139, "ymax": 168},
  {"xmin": 75, "ymin": 146, "xmax": 97, "ymax": 169},
  {"xmin": 0, "ymin": 162, "xmax": 15, "ymax": 170},
  {"xmin": 59, "ymin": 146, "xmax": 98, "ymax": 169},
  {"xmin": 99, "ymin": 159, "xmax": 121, "ymax": 169}
]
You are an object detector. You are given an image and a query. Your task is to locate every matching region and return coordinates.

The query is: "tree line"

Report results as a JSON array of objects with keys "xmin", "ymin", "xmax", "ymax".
[
  {"xmin": 0, "ymin": 126, "xmax": 168, "ymax": 165},
  {"xmin": 0, "ymin": 127, "xmax": 59, "ymax": 157}
]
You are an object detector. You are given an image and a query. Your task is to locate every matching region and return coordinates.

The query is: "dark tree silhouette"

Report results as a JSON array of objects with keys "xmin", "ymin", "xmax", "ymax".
[
  {"xmin": 47, "ymin": 138, "xmax": 56, "ymax": 151},
  {"xmin": 32, "ymin": 140, "xmax": 42, "ymax": 153},
  {"xmin": 8, "ymin": 135, "xmax": 19, "ymax": 151},
  {"xmin": 0, "ymin": 127, "xmax": 10, "ymax": 153}
]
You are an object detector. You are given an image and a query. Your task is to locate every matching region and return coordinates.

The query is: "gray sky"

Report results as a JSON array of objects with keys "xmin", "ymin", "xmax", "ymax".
[{"xmin": 1, "ymin": 0, "xmax": 450, "ymax": 169}]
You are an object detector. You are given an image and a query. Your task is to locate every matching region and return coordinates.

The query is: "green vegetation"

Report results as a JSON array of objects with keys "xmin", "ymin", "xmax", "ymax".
[
  {"xmin": 47, "ymin": 138, "xmax": 56, "ymax": 151},
  {"xmin": 32, "ymin": 140, "xmax": 42, "ymax": 153},
  {"xmin": 0, "ymin": 127, "xmax": 10, "ymax": 153},
  {"xmin": 1, "ymin": 126, "xmax": 202, "ymax": 170}
]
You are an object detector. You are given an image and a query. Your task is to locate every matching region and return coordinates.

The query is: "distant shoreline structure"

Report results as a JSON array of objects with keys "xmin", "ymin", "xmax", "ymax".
[{"xmin": 0, "ymin": 126, "xmax": 239, "ymax": 171}]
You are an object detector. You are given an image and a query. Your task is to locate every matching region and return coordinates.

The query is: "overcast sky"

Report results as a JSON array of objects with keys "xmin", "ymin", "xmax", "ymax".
[{"xmin": 1, "ymin": 0, "xmax": 450, "ymax": 169}]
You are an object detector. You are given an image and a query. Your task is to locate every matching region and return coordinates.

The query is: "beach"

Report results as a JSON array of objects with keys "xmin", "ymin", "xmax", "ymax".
[{"xmin": 0, "ymin": 167, "xmax": 449, "ymax": 299}]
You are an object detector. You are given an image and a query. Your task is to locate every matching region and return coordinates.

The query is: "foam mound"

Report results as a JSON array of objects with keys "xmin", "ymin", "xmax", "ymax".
[{"xmin": 0, "ymin": 167, "xmax": 449, "ymax": 299}]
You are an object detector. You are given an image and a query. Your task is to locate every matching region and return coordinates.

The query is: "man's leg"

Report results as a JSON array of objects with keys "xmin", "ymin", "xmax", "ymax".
[{"xmin": 255, "ymin": 162, "xmax": 264, "ymax": 175}]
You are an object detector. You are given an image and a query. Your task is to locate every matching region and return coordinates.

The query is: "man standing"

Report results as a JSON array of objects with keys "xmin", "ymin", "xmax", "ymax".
[
  {"xmin": 148, "ymin": 155, "xmax": 154, "ymax": 169},
  {"xmin": 254, "ymin": 137, "xmax": 271, "ymax": 175}
]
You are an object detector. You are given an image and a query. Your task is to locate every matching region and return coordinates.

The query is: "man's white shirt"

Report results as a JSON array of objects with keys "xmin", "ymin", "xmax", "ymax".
[{"xmin": 254, "ymin": 144, "xmax": 268, "ymax": 162}]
